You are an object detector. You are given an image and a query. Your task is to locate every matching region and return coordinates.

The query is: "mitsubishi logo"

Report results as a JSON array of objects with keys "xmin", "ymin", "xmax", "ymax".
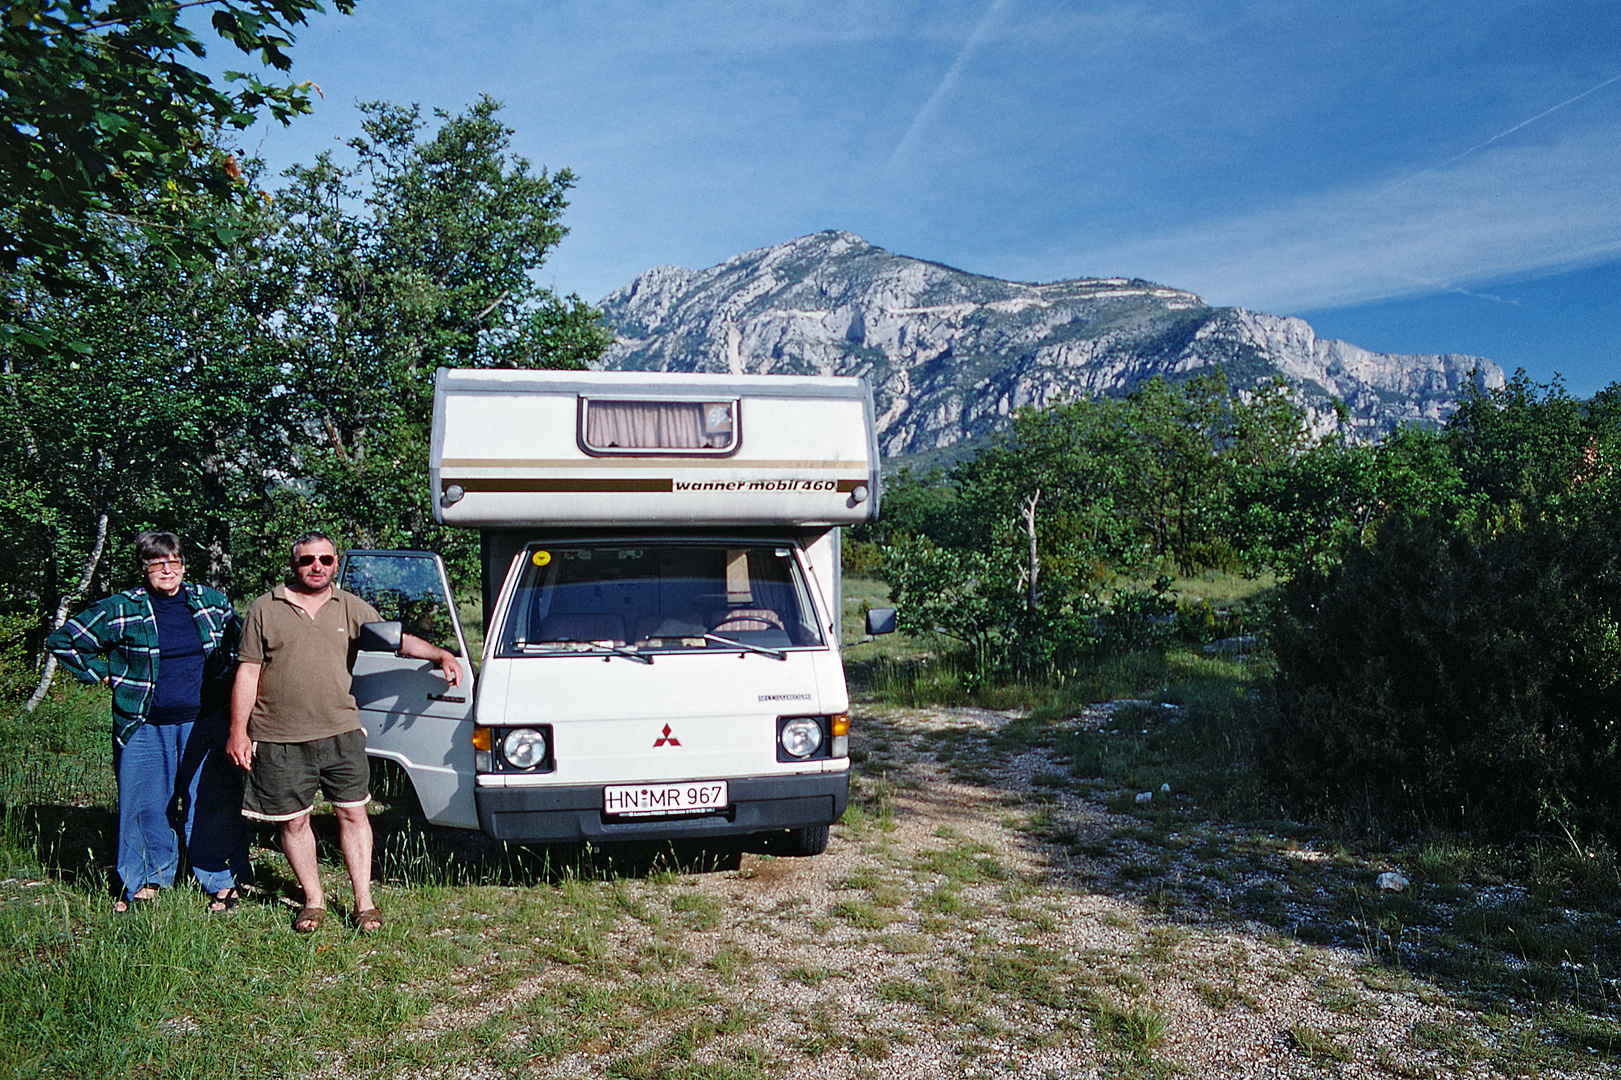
[{"xmin": 652, "ymin": 724, "xmax": 681, "ymax": 748}]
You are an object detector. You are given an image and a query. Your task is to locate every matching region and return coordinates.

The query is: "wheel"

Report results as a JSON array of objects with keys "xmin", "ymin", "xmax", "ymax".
[{"xmin": 786, "ymin": 824, "xmax": 829, "ymax": 856}]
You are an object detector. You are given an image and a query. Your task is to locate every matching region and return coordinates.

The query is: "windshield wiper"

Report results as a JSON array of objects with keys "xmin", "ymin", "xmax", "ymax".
[
  {"xmin": 703, "ymin": 633, "xmax": 787, "ymax": 661},
  {"xmin": 524, "ymin": 639, "xmax": 653, "ymax": 664}
]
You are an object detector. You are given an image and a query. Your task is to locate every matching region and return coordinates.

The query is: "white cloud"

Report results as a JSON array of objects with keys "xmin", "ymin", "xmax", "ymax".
[{"xmin": 1053, "ymin": 124, "xmax": 1621, "ymax": 314}]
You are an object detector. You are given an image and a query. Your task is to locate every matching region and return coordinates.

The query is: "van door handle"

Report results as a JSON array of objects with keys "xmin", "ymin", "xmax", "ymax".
[{"xmin": 428, "ymin": 692, "xmax": 467, "ymax": 703}]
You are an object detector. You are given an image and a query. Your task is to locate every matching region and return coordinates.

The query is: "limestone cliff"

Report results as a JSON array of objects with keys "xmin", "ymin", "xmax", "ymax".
[{"xmin": 599, "ymin": 231, "xmax": 1503, "ymax": 458}]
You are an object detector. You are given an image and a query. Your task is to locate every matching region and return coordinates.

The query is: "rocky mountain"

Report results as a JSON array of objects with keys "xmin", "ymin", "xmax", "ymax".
[{"xmin": 598, "ymin": 231, "xmax": 1504, "ymax": 460}]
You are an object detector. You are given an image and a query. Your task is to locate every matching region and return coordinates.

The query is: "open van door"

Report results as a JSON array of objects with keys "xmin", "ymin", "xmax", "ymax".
[{"xmin": 339, "ymin": 550, "xmax": 478, "ymax": 829}]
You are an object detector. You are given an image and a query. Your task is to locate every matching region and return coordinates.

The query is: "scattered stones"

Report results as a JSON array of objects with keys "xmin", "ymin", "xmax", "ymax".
[{"xmin": 1203, "ymin": 635, "xmax": 1256, "ymax": 656}]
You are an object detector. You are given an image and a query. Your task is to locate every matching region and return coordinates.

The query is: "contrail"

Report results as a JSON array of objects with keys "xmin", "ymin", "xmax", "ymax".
[
  {"xmin": 1376, "ymin": 71, "xmax": 1621, "ymax": 197},
  {"xmin": 885, "ymin": 0, "xmax": 1016, "ymax": 175}
]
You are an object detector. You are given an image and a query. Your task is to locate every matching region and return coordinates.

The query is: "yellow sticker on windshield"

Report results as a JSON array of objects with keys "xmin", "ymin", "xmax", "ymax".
[{"xmin": 531, "ymin": 550, "xmax": 552, "ymax": 567}]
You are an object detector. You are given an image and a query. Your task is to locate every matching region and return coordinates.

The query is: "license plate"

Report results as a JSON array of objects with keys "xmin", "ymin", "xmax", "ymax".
[{"xmin": 603, "ymin": 780, "xmax": 729, "ymax": 817}]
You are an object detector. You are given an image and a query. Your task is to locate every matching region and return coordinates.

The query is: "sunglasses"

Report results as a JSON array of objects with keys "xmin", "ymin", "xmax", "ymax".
[
  {"xmin": 143, "ymin": 558, "xmax": 184, "ymax": 572},
  {"xmin": 295, "ymin": 553, "xmax": 337, "ymax": 568}
]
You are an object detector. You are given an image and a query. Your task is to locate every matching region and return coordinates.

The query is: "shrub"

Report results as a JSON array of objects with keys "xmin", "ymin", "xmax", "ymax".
[
  {"xmin": 1094, "ymin": 582, "xmax": 1177, "ymax": 655},
  {"xmin": 1265, "ymin": 514, "xmax": 1621, "ymax": 837},
  {"xmin": 0, "ymin": 612, "xmax": 37, "ymax": 702},
  {"xmin": 882, "ymin": 535, "xmax": 1185, "ymax": 683}
]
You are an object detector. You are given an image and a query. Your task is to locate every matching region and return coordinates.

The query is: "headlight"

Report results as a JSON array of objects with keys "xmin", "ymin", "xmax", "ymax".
[
  {"xmin": 779, "ymin": 717, "xmax": 824, "ymax": 759},
  {"xmin": 501, "ymin": 727, "xmax": 549, "ymax": 769}
]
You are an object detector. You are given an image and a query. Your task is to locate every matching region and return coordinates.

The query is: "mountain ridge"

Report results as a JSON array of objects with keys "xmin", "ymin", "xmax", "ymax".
[{"xmin": 598, "ymin": 230, "xmax": 1504, "ymax": 459}]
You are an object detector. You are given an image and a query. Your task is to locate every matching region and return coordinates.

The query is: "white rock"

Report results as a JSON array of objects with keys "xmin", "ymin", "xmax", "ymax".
[
  {"xmin": 1159, "ymin": 783, "xmax": 1171, "ymax": 793},
  {"xmin": 599, "ymin": 230, "xmax": 1506, "ymax": 456},
  {"xmin": 1376, "ymin": 871, "xmax": 1410, "ymax": 892},
  {"xmin": 1134, "ymin": 791, "xmax": 1153, "ymax": 805}
]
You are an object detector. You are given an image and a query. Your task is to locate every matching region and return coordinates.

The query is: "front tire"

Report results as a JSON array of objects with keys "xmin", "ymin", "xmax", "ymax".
[{"xmin": 786, "ymin": 824, "xmax": 829, "ymax": 856}]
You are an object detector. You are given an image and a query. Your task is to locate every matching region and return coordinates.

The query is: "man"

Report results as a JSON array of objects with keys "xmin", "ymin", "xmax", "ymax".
[{"xmin": 225, "ymin": 532, "xmax": 462, "ymax": 933}]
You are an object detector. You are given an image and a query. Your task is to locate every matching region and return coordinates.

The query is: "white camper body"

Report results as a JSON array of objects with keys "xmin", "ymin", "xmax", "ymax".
[{"xmin": 341, "ymin": 369, "xmax": 879, "ymax": 852}]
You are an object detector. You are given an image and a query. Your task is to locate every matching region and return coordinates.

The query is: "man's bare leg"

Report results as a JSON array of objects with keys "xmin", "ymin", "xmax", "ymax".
[
  {"xmin": 280, "ymin": 812, "xmax": 325, "ymax": 927},
  {"xmin": 334, "ymin": 804, "xmax": 376, "ymax": 926}
]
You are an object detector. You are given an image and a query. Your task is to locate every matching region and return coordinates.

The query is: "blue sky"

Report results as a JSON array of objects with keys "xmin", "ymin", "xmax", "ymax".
[{"xmin": 222, "ymin": 1, "xmax": 1620, "ymax": 394}]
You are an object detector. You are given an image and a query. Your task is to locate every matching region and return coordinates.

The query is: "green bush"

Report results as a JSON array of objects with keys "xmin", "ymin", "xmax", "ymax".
[
  {"xmin": 1265, "ymin": 514, "xmax": 1621, "ymax": 837},
  {"xmin": 1094, "ymin": 582, "xmax": 1177, "ymax": 655},
  {"xmin": 882, "ymin": 536, "xmax": 1193, "ymax": 683},
  {"xmin": 0, "ymin": 613, "xmax": 37, "ymax": 703}
]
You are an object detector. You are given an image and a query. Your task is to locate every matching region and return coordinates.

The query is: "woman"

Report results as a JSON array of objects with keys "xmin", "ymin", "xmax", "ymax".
[{"xmin": 47, "ymin": 532, "xmax": 249, "ymax": 913}]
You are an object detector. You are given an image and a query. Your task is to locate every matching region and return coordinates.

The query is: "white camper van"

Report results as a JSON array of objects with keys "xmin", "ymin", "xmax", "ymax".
[{"xmin": 339, "ymin": 368, "xmax": 888, "ymax": 854}]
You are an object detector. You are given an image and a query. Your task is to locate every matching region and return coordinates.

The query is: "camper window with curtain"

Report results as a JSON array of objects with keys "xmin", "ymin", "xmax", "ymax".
[{"xmin": 582, "ymin": 398, "xmax": 737, "ymax": 454}]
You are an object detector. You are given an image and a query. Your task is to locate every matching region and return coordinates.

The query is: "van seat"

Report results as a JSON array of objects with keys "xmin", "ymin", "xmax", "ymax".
[{"xmin": 538, "ymin": 613, "xmax": 626, "ymax": 644}]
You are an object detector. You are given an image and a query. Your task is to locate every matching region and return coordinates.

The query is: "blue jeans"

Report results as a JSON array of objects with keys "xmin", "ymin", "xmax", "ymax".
[{"xmin": 113, "ymin": 715, "xmax": 248, "ymax": 901}]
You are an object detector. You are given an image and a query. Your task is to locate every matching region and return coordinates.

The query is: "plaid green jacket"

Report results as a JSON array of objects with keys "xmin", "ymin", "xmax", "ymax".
[{"xmin": 46, "ymin": 583, "xmax": 241, "ymax": 746}]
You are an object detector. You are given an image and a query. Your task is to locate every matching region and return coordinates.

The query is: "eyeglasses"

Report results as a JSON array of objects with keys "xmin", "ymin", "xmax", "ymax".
[
  {"xmin": 143, "ymin": 558, "xmax": 184, "ymax": 572},
  {"xmin": 295, "ymin": 553, "xmax": 336, "ymax": 568}
]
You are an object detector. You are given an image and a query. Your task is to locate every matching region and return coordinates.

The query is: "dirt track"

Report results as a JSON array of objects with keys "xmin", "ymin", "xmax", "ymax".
[{"xmin": 459, "ymin": 703, "xmax": 1598, "ymax": 1079}]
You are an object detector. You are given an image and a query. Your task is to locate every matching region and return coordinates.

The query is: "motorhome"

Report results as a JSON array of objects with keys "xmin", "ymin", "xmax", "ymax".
[{"xmin": 339, "ymin": 368, "xmax": 888, "ymax": 854}]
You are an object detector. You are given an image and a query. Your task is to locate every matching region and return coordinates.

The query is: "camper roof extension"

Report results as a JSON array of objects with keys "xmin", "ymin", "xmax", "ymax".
[{"xmin": 431, "ymin": 368, "xmax": 880, "ymax": 528}]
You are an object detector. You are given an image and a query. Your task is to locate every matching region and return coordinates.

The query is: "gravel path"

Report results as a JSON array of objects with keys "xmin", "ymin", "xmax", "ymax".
[{"xmin": 459, "ymin": 701, "xmax": 1609, "ymax": 1079}]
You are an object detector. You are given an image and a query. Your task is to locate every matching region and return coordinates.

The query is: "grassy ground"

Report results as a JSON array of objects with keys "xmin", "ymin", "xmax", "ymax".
[
  {"xmin": 3, "ymin": 572, "xmax": 1620, "ymax": 1076},
  {"xmin": 837, "ymin": 574, "xmax": 1621, "ymax": 1070},
  {"xmin": 842, "ymin": 591, "xmax": 1621, "ymax": 1074},
  {"xmin": 0, "ymin": 685, "xmax": 762, "ymax": 1078},
  {"xmin": 884, "ymin": 678, "xmax": 1621, "ymax": 1046}
]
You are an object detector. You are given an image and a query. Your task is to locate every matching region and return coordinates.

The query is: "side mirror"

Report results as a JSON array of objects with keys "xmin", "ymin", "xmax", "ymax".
[
  {"xmin": 357, "ymin": 620, "xmax": 403, "ymax": 653},
  {"xmin": 865, "ymin": 608, "xmax": 897, "ymax": 636}
]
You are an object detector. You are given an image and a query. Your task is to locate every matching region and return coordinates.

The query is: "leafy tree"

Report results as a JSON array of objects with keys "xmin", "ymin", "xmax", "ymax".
[
  {"xmin": 0, "ymin": 195, "xmax": 289, "ymax": 704},
  {"xmin": 1445, "ymin": 372, "xmax": 1617, "ymax": 531},
  {"xmin": 940, "ymin": 371, "xmax": 1308, "ymax": 577},
  {"xmin": 862, "ymin": 465, "xmax": 957, "ymax": 545},
  {"xmin": 1235, "ymin": 426, "xmax": 1480, "ymax": 575},
  {"xmin": 951, "ymin": 396, "xmax": 1138, "ymax": 572},
  {"xmin": 1, "ymin": 0, "xmax": 354, "ymax": 311},
  {"xmin": 4, "ymin": 97, "xmax": 609, "ymax": 702},
  {"xmin": 876, "ymin": 373, "xmax": 1300, "ymax": 678},
  {"xmin": 257, "ymin": 97, "xmax": 611, "ymax": 588},
  {"xmin": 882, "ymin": 537, "xmax": 1001, "ymax": 650},
  {"xmin": 1263, "ymin": 377, "xmax": 1621, "ymax": 836}
]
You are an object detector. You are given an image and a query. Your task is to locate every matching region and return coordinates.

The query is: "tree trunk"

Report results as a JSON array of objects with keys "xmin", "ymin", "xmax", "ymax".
[
  {"xmin": 1021, "ymin": 489, "xmax": 1041, "ymax": 616},
  {"xmin": 24, "ymin": 510, "xmax": 110, "ymax": 712},
  {"xmin": 320, "ymin": 410, "xmax": 351, "ymax": 464},
  {"xmin": 198, "ymin": 425, "xmax": 233, "ymax": 590}
]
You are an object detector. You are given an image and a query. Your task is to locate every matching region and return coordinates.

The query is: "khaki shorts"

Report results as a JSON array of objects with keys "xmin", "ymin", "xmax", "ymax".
[{"xmin": 242, "ymin": 729, "xmax": 371, "ymax": 822}]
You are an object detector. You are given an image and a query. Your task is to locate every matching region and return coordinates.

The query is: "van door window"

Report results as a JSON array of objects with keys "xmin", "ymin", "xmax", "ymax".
[
  {"xmin": 498, "ymin": 543, "xmax": 825, "ymax": 658},
  {"xmin": 340, "ymin": 551, "xmax": 466, "ymax": 655}
]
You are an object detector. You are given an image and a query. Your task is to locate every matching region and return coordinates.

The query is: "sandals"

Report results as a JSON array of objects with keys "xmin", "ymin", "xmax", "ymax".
[
  {"xmin": 292, "ymin": 905, "xmax": 327, "ymax": 933},
  {"xmin": 114, "ymin": 886, "xmax": 159, "ymax": 914},
  {"xmin": 205, "ymin": 889, "xmax": 240, "ymax": 915},
  {"xmin": 291, "ymin": 903, "xmax": 382, "ymax": 933}
]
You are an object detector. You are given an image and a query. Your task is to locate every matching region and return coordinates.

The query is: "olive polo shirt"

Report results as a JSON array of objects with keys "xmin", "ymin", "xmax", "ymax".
[{"xmin": 238, "ymin": 584, "xmax": 382, "ymax": 743}]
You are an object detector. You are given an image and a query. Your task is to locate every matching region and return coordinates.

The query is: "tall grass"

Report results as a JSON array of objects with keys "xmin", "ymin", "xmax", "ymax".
[{"xmin": 0, "ymin": 685, "xmax": 756, "ymax": 1077}]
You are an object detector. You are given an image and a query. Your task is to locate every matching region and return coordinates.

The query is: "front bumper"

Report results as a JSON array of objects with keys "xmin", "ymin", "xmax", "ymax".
[{"xmin": 476, "ymin": 772, "xmax": 849, "ymax": 843}]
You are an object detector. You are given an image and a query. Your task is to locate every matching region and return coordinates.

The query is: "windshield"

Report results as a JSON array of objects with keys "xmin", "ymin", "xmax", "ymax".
[{"xmin": 496, "ymin": 543, "xmax": 825, "ymax": 658}]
